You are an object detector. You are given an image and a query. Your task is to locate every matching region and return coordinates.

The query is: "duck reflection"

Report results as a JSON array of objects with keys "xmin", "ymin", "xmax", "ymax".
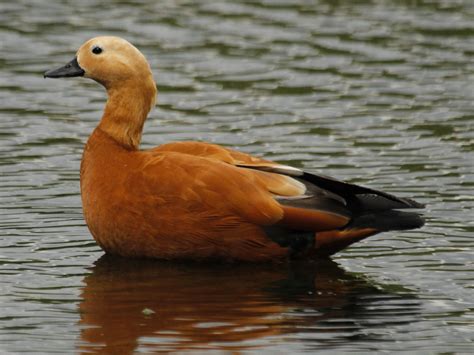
[{"xmin": 78, "ymin": 256, "xmax": 419, "ymax": 353}]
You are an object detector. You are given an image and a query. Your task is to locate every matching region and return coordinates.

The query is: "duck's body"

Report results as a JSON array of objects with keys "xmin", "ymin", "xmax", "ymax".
[
  {"xmin": 45, "ymin": 36, "xmax": 424, "ymax": 261},
  {"xmin": 81, "ymin": 128, "xmax": 288, "ymax": 260}
]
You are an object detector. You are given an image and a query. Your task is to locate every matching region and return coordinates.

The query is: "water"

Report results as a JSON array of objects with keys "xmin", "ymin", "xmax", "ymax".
[{"xmin": 1, "ymin": 0, "xmax": 473, "ymax": 353}]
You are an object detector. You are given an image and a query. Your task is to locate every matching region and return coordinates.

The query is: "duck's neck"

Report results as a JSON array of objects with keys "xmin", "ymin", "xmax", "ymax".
[{"xmin": 98, "ymin": 77, "xmax": 157, "ymax": 150}]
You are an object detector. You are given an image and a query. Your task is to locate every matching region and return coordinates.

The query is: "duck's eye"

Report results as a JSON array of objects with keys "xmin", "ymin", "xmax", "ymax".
[{"xmin": 92, "ymin": 46, "xmax": 103, "ymax": 55}]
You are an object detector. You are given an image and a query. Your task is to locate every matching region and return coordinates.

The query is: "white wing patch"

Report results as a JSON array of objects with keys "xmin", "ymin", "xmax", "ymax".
[{"xmin": 236, "ymin": 163, "xmax": 304, "ymax": 177}]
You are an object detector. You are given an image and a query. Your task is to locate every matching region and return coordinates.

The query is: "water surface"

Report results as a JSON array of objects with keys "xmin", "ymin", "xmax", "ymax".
[{"xmin": 1, "ymin": 0, "xmax": 473, "ymax": 353}]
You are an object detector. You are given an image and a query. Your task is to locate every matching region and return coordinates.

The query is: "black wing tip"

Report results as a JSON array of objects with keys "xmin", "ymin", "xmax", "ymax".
[
  {"xmin": 301, "ymin": 171, "xmax": 425, "ymax": 210},
  {"xmin": 398, "ymin": 197, "xmax": 425, "ymax": 209}
]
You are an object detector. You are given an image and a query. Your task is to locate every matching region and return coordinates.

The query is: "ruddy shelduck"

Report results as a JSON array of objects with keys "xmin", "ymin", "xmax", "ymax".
[{"xmin": 44, "ymin": 36, "xmax": 424, "ymax": 261}]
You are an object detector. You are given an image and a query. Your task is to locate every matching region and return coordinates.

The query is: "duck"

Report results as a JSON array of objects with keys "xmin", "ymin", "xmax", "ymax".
[{"xmin": 44, "ymin": 36, "xmax": 424, "ymax": 262}]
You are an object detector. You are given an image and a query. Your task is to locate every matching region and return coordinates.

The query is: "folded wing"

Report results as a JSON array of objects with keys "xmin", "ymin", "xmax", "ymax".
[{"xmin": 149, "ymin": 141, "xmax": 424, "ymax": 257}]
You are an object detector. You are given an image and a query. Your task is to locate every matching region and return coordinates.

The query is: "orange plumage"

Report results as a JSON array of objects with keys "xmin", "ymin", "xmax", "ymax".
[{"xmin": 44, "ymin": 36, "xmax": 424, "ymax": 261}]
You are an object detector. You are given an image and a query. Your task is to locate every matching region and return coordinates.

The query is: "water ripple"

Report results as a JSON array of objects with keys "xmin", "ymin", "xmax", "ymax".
[{"xmin": 1, "ymin": 0, "xmax": 473, "ymax": 353}]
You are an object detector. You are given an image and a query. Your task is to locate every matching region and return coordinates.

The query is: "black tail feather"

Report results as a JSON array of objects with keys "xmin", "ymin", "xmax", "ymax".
[{"xmin": 347, "ymin": 210, "xmax": 425, "ymax": 232}]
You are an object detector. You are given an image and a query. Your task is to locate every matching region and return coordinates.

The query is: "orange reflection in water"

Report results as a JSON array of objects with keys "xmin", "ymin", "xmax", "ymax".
[{"xmin": 78, "ymin": 256, "xmax": 418, "ymax": 353}]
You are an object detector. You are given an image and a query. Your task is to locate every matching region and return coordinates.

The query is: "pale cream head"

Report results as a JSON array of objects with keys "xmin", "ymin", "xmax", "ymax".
[
  {"xmin": 45, "ymin": 36, "xmax": 158, "ymax": 149},
  {"xmin": 76, "ymin": 36, "xmax": 155, "ymax": 89}
]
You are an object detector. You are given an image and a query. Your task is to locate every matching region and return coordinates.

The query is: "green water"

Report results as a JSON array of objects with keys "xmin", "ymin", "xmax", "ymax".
[{"xmin": 1, "ymin": 0, "xmax": 473, "ymax": 353}]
